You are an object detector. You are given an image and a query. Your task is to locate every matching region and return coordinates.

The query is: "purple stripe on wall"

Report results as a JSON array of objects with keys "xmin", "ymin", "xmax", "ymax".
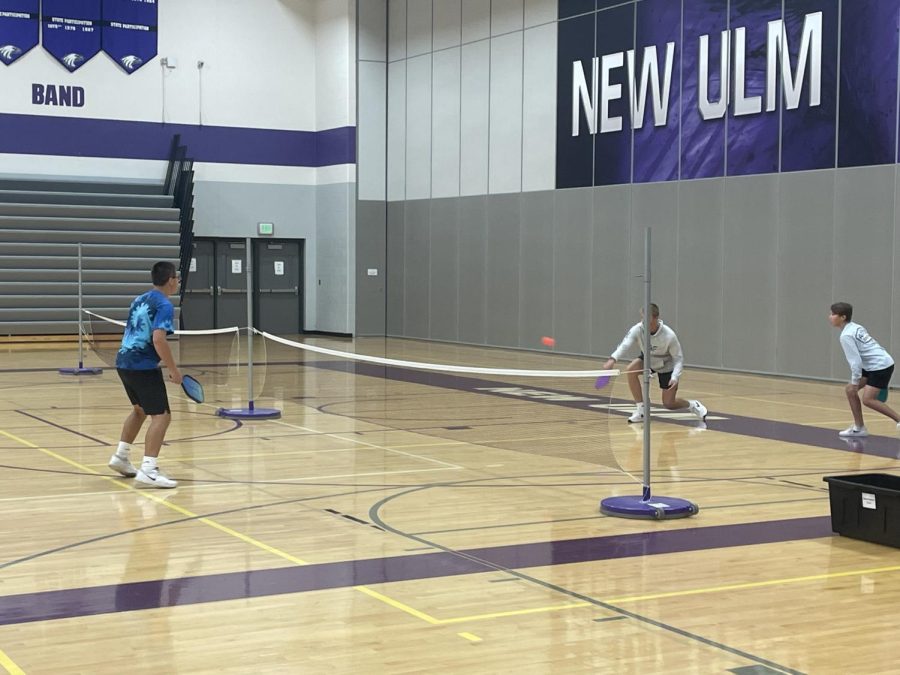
[
  {"xmin": 0, "ymin": 113, "xmax": 355, "ymax": 167},
  {"xmin": 0, "ymin": 516, "xmax": 832, "ymax": 626}
]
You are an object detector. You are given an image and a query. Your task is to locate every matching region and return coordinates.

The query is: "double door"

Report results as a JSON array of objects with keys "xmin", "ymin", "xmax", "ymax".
[{"xmin": 181, "ymin": 238, "xmax": 303, "ymax": 333}]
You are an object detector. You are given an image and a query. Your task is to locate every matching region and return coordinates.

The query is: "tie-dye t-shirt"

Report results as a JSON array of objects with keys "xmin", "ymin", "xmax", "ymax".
[{"xmin": 115, "ymin": 289, "xmax": 175, "ymax": 370}]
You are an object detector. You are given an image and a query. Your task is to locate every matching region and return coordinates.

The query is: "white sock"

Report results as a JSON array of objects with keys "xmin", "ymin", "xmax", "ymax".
[
  {"xmin": 116, "ymin": 442, "xmax": 131, "ymax": 458},
  {"xmin": 141, "ymin": 456, "xmax": 158, "ymax": 471}
]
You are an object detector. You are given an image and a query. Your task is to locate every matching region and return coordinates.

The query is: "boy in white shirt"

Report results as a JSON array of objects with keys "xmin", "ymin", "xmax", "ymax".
[
  {"xmin": 829, "ymin": 302, "xmax": 900, "ymax": 437},
  {"xmin": 603, "ymin": 303, "xmax": 707, "ymax": 423}
]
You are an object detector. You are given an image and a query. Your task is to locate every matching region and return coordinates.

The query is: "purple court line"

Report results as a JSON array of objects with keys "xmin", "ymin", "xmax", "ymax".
[
  {"xmin": 14, "ymin": 410, "xmax": 108, "ymax": 446},
  {"xmin": 306, "ymin": 360, "xmax": 900, "ymax": 460},
  {"xmin": 0, "ymin": 515, "xmax": 832, "ymax": 627}
]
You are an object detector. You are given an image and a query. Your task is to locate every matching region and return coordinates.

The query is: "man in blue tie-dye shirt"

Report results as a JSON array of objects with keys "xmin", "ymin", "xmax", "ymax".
[{"xmin": 108, "ymin": 261, "xmax": 183, "ymax": 488}]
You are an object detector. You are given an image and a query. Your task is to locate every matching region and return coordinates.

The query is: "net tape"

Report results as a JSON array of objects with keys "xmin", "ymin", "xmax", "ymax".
[
  {"xmin": 83, "ymin": 310, "xmax": 241, "ymax": 336},
  {"xmin": 256, "ymin": 330, "xmax": 619, "ymax": 379}
]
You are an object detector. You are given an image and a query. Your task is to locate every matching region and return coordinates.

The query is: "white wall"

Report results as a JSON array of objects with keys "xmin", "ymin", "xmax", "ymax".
[
  {"xmin": 3, "ymin": 0, "xmax": 318, "ymax": 130},
  {"xmin": 0, "ymin": 0, "xmax": 356, "ymax": 186},
  {"xmin": 383, "ymin": 0, "xmax": 558, "ymax": 199},
  {"xmin": 0, "ymin": 0, "xmax": 360, "ymax": 334},
  {"xmin": 317, "ymin": 0, "xmax": 357, "ymax": 130}
]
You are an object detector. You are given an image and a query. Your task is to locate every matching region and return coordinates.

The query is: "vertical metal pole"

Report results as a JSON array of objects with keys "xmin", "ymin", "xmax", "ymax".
[
  {"xmin": 642, "ymin": 228, "xmax": 652, "ymax": 501},
  {"xmin": 77, "ymin": 242, "xmax": 84, "ymax": 368},
  {"xmin": 246, "ymin": 237, "xmax": 254, "ymax": 411}
]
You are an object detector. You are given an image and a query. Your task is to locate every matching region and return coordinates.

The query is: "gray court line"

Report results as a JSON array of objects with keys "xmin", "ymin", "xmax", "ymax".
[
  {"xmin": 304, "ymin": 359, "xmax": 900, "ymax": 460},
  {"xmin": 0, "ymin": 485, "xmax": 394, "ymax": 572},
  {"xmin": 14, "ymin": 409, "xmax": 108, "ymax": 446},
  {"xmin": 410, "ymin": 495, "xmax": 827, "ymax": 536},
  {"xmin": 368, "ymin": 488, "xmax": 805, "ymax": 675}
]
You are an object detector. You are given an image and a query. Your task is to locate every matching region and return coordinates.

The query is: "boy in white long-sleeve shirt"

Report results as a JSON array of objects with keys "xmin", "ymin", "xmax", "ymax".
[
  {"xmin": 603, "ymin": 303, "xmax": 707, "ymax": 423},
  {"xmin": 829, "ymin": 302, "xmax": 900, "ymax": 437}
]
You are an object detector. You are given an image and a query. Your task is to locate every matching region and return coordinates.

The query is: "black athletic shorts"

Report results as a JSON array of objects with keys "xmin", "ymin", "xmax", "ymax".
[
  {"xmin": 117, "ymin": 368, "xmax": 170, "ymax": 415},
  {"xmin": 862, "ymin": 365, "xmax": 894, "ymax": 390},
  {"xmin": 637, "ymin": 353, "xmax": 675, "ymax": 389}
]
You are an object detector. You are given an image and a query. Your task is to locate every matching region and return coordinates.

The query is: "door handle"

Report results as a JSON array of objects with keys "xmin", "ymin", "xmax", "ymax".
[
  {"xmin": 219, "ymin": 287, "xmax": 245, "ymax": 295},
  {"xmin": 259, "ymin": 287, "xmax": 298, "ymax": 294},
  {"xmin": 187, "ymin": 287, "xmax": 214, "ymax": 296}
]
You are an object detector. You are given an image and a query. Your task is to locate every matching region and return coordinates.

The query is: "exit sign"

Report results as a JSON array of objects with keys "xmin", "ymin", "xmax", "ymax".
[{"xmin": 258, "ymin": 222, "xmax": 274, "ymax": 236}]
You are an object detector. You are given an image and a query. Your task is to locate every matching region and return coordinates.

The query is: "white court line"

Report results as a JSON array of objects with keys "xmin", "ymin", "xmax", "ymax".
[
  {"xmin": 0, "ymin": 489, "xmax": 118, "ymax": 503},
  {"xmin": 268, "ymin": 418, "xmax": 464, "ymax": 471},
  {"xmin": 210, "ymin": 466, "xmax": 460, "ymax": 483},
  {"xmin": 192, "ymin": 394, "xmax": 464, "ymax": 465},
  {"xmin": 85, "ymin": 440, "xmax": 471, "ymax": 466},
  {"xmin": 0, "ymin": 466, "xmax": 461, "ymax": 504}
]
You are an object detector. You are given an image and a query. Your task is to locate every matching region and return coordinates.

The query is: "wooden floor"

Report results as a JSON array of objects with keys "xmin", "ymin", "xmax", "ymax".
[{"xmin": 0, "ymin": 336, "xmax": 899, "ymax": 674}]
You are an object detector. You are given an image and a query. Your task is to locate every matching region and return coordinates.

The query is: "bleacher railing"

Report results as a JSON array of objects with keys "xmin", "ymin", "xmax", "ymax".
[{"xmin": 165, "ymin": 134, "xmax": 195, "ymax": 307}]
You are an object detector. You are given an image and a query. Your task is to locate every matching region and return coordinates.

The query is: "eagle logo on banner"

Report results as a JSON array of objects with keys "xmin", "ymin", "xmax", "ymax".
[
  {"xmin": 62, "ymin": 53, "xmax": 85, "ymax": 70},
  {"xmin": 0, "ymin": 45, "xmax": 22, "ymax": 64},
  {"xmin": 120, "ymin": 54, "xmax": 143, "ymax": 71}
]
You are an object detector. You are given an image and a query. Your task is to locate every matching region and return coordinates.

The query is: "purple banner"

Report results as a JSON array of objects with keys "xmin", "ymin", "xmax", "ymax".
[
  {"xmin": 838, "ymin": 0, "xmax": 900, "ymax": 168},
  {"xmin": 633, "ymin": 0, "xmax": 680, "ymax": 183},
  {"xmin": 593, "ymin": 3, "xmax": 634, "ymax": 187},
  {"xmin": 681, "ymin": 0, "xmax": 727, "ymax": 179},
  {"xmin": 727, "ymin": 0, "xmax": 781, "ymax": 176},
  {"xmin": 780, "ymin": 0, "xmax": 838, "ymax": 172},
  {"xmin": 555, "ymin": 0, "xmax": 899, "ymax": 186},
  {"xmin": 42, "ymin": 0, "xmax": 102, "ymax": 72},
  {"xmin": 555, "ymin": 13, "xmax": 596, "ymax": 189},
  {"xmin": 102, "ymin": 0, "xmax": 157, "ymax": 74},
  {"xmin": 0, "ymin": 0, "xmax": 38, "ymax": 66}
]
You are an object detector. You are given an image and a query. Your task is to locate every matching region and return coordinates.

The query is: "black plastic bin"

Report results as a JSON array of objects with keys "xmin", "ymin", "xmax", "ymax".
[{"xmin": 823, "ymin": 473, "xmax": 900, "ymax": 548}]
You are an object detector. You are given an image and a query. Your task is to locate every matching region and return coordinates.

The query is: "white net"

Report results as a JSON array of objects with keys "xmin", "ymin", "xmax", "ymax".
[
  {"xmin": 84, "ymin": 310, "xmax": 244, "ymax": 405},
  {"xmin": 254, "ymin": 330, "xmax": 631, "ymax": 475}
]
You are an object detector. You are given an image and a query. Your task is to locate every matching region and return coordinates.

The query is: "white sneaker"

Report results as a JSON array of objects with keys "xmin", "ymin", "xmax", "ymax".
[
  {"xmin": 628, "ymin": 403, "xmax": 645, "ymax": 424},
  {"xmin": 838, "ymin": 425, "xmax": 868, "ymax": 437},
  {"xmin": 689, "ymin": 400, "xmax": 708, "ymax": 422},
  {"xmin": 135, "ymin": 467, "xmax": 178, "ymax": 489},
  {"xmin": 108, "ymin": 454, "xmax": 137, "ymax": 477}
]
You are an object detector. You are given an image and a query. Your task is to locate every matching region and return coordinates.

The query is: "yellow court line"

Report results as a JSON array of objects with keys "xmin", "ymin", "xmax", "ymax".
[
  {"xmin": 0, "ymin": 428, "xmax": 453, "ymax": 626},
  {"xmin": 11, "ymin": 420, "xmax": 900, "ymax": 632},
  {"xmin": 0, "ymin": 648, "xmax": 25, "ymax": 675},
  {"xmin": 357, "ymin": 564, "xmax": 900, "ymax": 628},
  {"xmin": 352, "ymin": 586, "xmax": 441, "ymax": 625},
  {"xmin": 604, "ymin": 563, "xmax": 900, "ymax": 605},
  {"xmin": 437, "ymin": 565, "xmax": 900, "ymax": 625},
  {"xmin": 436, "ymin": 602, "xmax": 591, "ymax": 624},
  {"xmin": 457, "ymin": 632, "xmax": 482, "ymax": 642},
  {"xmin": 0, "ymin": 429, "xmax": 309, "ymax": 567},
  {"xmin": 349, "ymin": 589, "xmax": 593, "ymax": 626}
]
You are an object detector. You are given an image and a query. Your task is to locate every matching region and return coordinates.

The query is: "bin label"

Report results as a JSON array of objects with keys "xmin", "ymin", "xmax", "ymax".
[{"xmin": 862, "ymin": 493, "xmax": 877, "ymax": 510}]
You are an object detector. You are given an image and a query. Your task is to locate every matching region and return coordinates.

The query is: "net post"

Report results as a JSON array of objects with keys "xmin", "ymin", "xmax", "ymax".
[
  {"xmin": 246, "ymin": 236, "xmax": 254, "ymax": 406},
  {"xmin": 59, "ymin": 242, "xmax": 102, "ymax": 376},
  {"xmin": 642, "ymin": 227, "xmax": 652, "ymax": 499},
  {"xmin": 216, "ymin": 238, "xmax": 280, "ymax": 419},
  {"xmin": 599, "ymin": 227, "xmax": 698, "ymax": 520},
  {"xmin": 77, "ymin": 242, "xmax": 84, "ymax": 368}
]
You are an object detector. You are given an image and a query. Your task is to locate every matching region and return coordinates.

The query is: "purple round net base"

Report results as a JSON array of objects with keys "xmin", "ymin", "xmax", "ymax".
[{"xmin": 600, "ymin": 495, "xmax": 699, "ymax": 520}]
